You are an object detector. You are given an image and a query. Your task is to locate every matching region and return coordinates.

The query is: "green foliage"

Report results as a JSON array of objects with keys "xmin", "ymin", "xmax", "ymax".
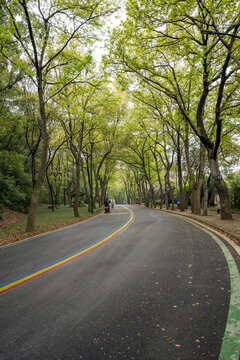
[
  {"xmin": 108, "ymin": 0, "xmax": 240, "ymax": 171},
  {"xmin": 107, "ymin": 174, "xmax": 126, "ymax": 202},
  {"xmin": 0, "ymin": 0, "xmax": 239, "ymax": 223},
  {"xmin": 0, "ymin": 151, "xmax": 31, "ymax": 213},
  {"xmin": 227, "ymin": 172, "xmax": 240, "ymax": 210}
]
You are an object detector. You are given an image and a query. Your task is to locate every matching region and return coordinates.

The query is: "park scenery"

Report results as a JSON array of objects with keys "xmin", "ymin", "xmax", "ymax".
[
  {"xmin": 0, "ymin": 1, "xmax": 239, "ymax": 359},
  {"xmin": 0, "ymin": 0, "xmax": 239, "ymax": 242}
]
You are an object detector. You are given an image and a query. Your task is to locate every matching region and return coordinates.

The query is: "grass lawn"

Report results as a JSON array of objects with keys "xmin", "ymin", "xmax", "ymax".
[
  {"xmin": 36, "ymin": 206, "xmax": 97, "ymax": 226},
  {"xmin": 0, "ymin": 205, "xmax": 101, "ymax": 247}
]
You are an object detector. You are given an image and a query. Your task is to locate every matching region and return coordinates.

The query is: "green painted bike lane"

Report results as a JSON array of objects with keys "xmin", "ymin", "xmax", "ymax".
[{"xmin": 185, "ymin": 220, "xmax": 240, "ymax": 360}]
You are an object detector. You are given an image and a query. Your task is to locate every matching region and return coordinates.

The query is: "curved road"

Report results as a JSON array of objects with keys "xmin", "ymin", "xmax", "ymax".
[{"xmin": 0, "ymin": 205, "xmax": 239, "ymax": 360}]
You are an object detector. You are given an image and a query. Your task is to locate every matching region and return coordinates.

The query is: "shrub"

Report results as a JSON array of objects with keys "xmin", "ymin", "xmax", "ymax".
[
  {"xmin": 227, "ymin": 172, "xmax": 240, "ymax": 210},
  {"xmin": 0, "ymin": 151, "xmax": 31, "ymax": 213}
]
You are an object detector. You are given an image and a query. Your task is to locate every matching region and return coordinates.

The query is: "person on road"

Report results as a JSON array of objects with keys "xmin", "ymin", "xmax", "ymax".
[
  {"xmin": 214, "ymin": 194, "xmax": 221, "ymax": 216},
  {"xmin": 104, "ymin": 199, "xmax": 110, "ymax": 214},
  {"xmin": 176, "ymin": 197, "xmax": 181, "ymax": 210}
]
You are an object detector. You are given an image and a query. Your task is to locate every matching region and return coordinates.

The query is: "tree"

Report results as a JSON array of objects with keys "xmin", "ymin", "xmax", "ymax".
[
  {"xmin": 108, "ymin": 0, "xmax": 240, "ymax": 219},
  {"xmin": 124, "ymin": 88, "xmax": 205, "ymax": 214},
  {"xmin": 46, "ymin": 137, "xmax": 67, "ymax": 211},
  {"xmin": 1, "ymin": 0, "xmax": 117, "ymax": 230},
  {"xmin": 117, "ymin": 115, "xmax": 159, "ymax": 208}
]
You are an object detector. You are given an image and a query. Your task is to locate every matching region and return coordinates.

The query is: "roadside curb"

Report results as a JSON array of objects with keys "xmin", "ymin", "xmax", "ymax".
[
  {"xmin": 157, "ymin": 208, "xmax": 240, "ymax": 253},
  {"xmin": 139, "ymin": 205, "xmax": 240, "ymax": 358},
  {"xmin": 0, "ymin": 208, "xmax": 134, "ymax": 295},
  {"xmin": 139, "ymin": 205, "xmax": 240, "ymax": 255}
]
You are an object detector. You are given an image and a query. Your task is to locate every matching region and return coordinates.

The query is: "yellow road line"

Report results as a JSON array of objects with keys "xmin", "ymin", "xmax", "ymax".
[
  {"xmin": 0, "ymin": 209, "xmax": 134, "ymax": 294},
  {"xmin": 102, "ymin": 212, "xmax": 130, "ymax": 215}
]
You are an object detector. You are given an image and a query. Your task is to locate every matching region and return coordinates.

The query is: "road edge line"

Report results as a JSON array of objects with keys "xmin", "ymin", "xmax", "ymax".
[
  {"xmin": 181, "ymin": 217, "xmax": 240, "ymax": 360},
  {"xmin": 0, "ymin": 208, "xmax": 135, "ymax": 295},
  {"xmin": 0, "ymin": 211, "xmax": 103, "ymax": 250}
]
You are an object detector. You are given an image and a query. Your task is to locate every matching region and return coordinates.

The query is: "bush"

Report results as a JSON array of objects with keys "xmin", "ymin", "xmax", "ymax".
[
  {"xmin": 227, "ymin": 171, "xmax": 240, "ymax": 210},
  {"xmin": 0, "ymin": 151, "xmax": 31, "ymax": 213},
  {"xmin": 144, "ymin": 200, "xmax": 149, "ymax": 207}
]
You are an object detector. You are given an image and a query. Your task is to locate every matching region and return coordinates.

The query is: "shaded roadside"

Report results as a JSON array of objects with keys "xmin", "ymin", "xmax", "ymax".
[
  {"xmin": 0, "ymin": 207, "xmax": 102, "ymax": 248},
  {"xmin": 167, "ymin": 209, "xmax": 240, "ymax": 246},
  {"xmin": 148, "ymin": 206, "xmax": 240, "ymax": 248}
]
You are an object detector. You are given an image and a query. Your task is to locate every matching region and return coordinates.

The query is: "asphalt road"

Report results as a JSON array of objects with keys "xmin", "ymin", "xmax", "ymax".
[{"xmin": 0, "ymin": 205, "xmax": 239, "ymax": 360}]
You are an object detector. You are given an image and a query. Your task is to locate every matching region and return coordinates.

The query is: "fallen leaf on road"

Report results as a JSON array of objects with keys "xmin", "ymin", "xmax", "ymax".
[{"xmin": 164, "ymin": 336, "xmax": 172, "ymax": 341}]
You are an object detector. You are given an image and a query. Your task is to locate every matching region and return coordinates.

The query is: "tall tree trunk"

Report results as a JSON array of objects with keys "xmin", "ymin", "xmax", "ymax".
[
  {"xmin": 164, "ymin": 174, "xmax": 169, "ymax": 210},
  {"xmin": 144, "ymin": 181, "xmax": 150, "ymax": 207},
  {"xmin": 138, "ymin": 182, "xmax": 142, "ymax": 205},
  {"xmin": 148, "ymin": 180, "xmax": 156, "ymax": 208},
  {"xmin": 133, "ymin": 185, "xmax": 137, "ymax": 204},
  {"xmin": 81, "ymin": 159, "xmax": 91, "ymax": 212},
  {"xmin": 169, "ymin": 182, "xmax": 174, "ymax": 211},
  {"xmin": 177, "ymin": 136, "xmax": 184, "ymax": 211},
  {"xmin": 26, "ymin": 190, "xmax": 40, "ymax": 232},
  {"xmin": 46, "ymin": 171, "xmax": 54, "ymax": 212},
  {"xmin": 157, "ymin": 174, "xmax": 164, "ymax": 209},
  {"xmin": 63, "ymin": 188, "xmax": 66, "ymax": 206},
  {"xmin": 100, "ymin": 180, "xmax": 106, "ymax": 207},
  {"xmin": 95, "ymin": 174, "xmax": 100, "ymax": 207},
  {"xmin": 154, "ymin": 153, "xmax": 163, "ymax": 209},
  {"xmin": 183, "ymin": 185, "xmax": 187, "ymax": 210},
  {"xmin": 202, "ymin": 176, "xmax": 208, "ymax": 216},
  {"xmin": 192, "ymin": 183, "xmax": 202, "ymax": 215},
  {"xmin": 73, "ymin": 161, "xmax": 80, "ymax": 217},
  {"xmin": 142, "ymin": 181, "xmax": 146, "ymax": 204},
  {"xmin": 184, "ymin": 138, "xmax": 205, "ymax": 215},
  {"xmin": 209, "ymin": 157, "xmax": 232, "ymax": 219},
  {"xmin": 67, "ymin": 182, "xmax": 72, "ymax": 207},
  {"xmin": 26, "ymin": 88, "xmax": 48, "ymax": 232},
  {"xmin": 166, "ymin": 170, "xmax": 174, "ymax": 210}
]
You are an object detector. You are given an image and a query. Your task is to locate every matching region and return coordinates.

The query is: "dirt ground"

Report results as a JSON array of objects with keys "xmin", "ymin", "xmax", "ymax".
[
  {"xmin": 0, "ymin": 208, "xmax": 101, "ymax": 247},
  {"xmin": 0, "ymin": 209, "xmax": 26, "ymax": 228}
]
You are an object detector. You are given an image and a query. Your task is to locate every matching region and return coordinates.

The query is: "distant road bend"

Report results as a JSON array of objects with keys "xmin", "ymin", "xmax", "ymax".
[{"xmin": 0, "ymin": 205, "xmax": 239, "ymax": 360}]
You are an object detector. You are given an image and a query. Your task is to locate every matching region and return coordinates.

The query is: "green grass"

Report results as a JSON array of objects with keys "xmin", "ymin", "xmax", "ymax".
[
  {"xmin": 0, "ymin": 205, "xmax": 101, "ymax": 243},
  {"xmin": 36, "ymin": 205, "xmax": 96, "ymax": 226}
]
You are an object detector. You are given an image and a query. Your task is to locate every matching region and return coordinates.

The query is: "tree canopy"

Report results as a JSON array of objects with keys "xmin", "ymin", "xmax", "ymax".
[{"xmin": 0, "ymin": 0, "xmax": 239, "ymax": 226}]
